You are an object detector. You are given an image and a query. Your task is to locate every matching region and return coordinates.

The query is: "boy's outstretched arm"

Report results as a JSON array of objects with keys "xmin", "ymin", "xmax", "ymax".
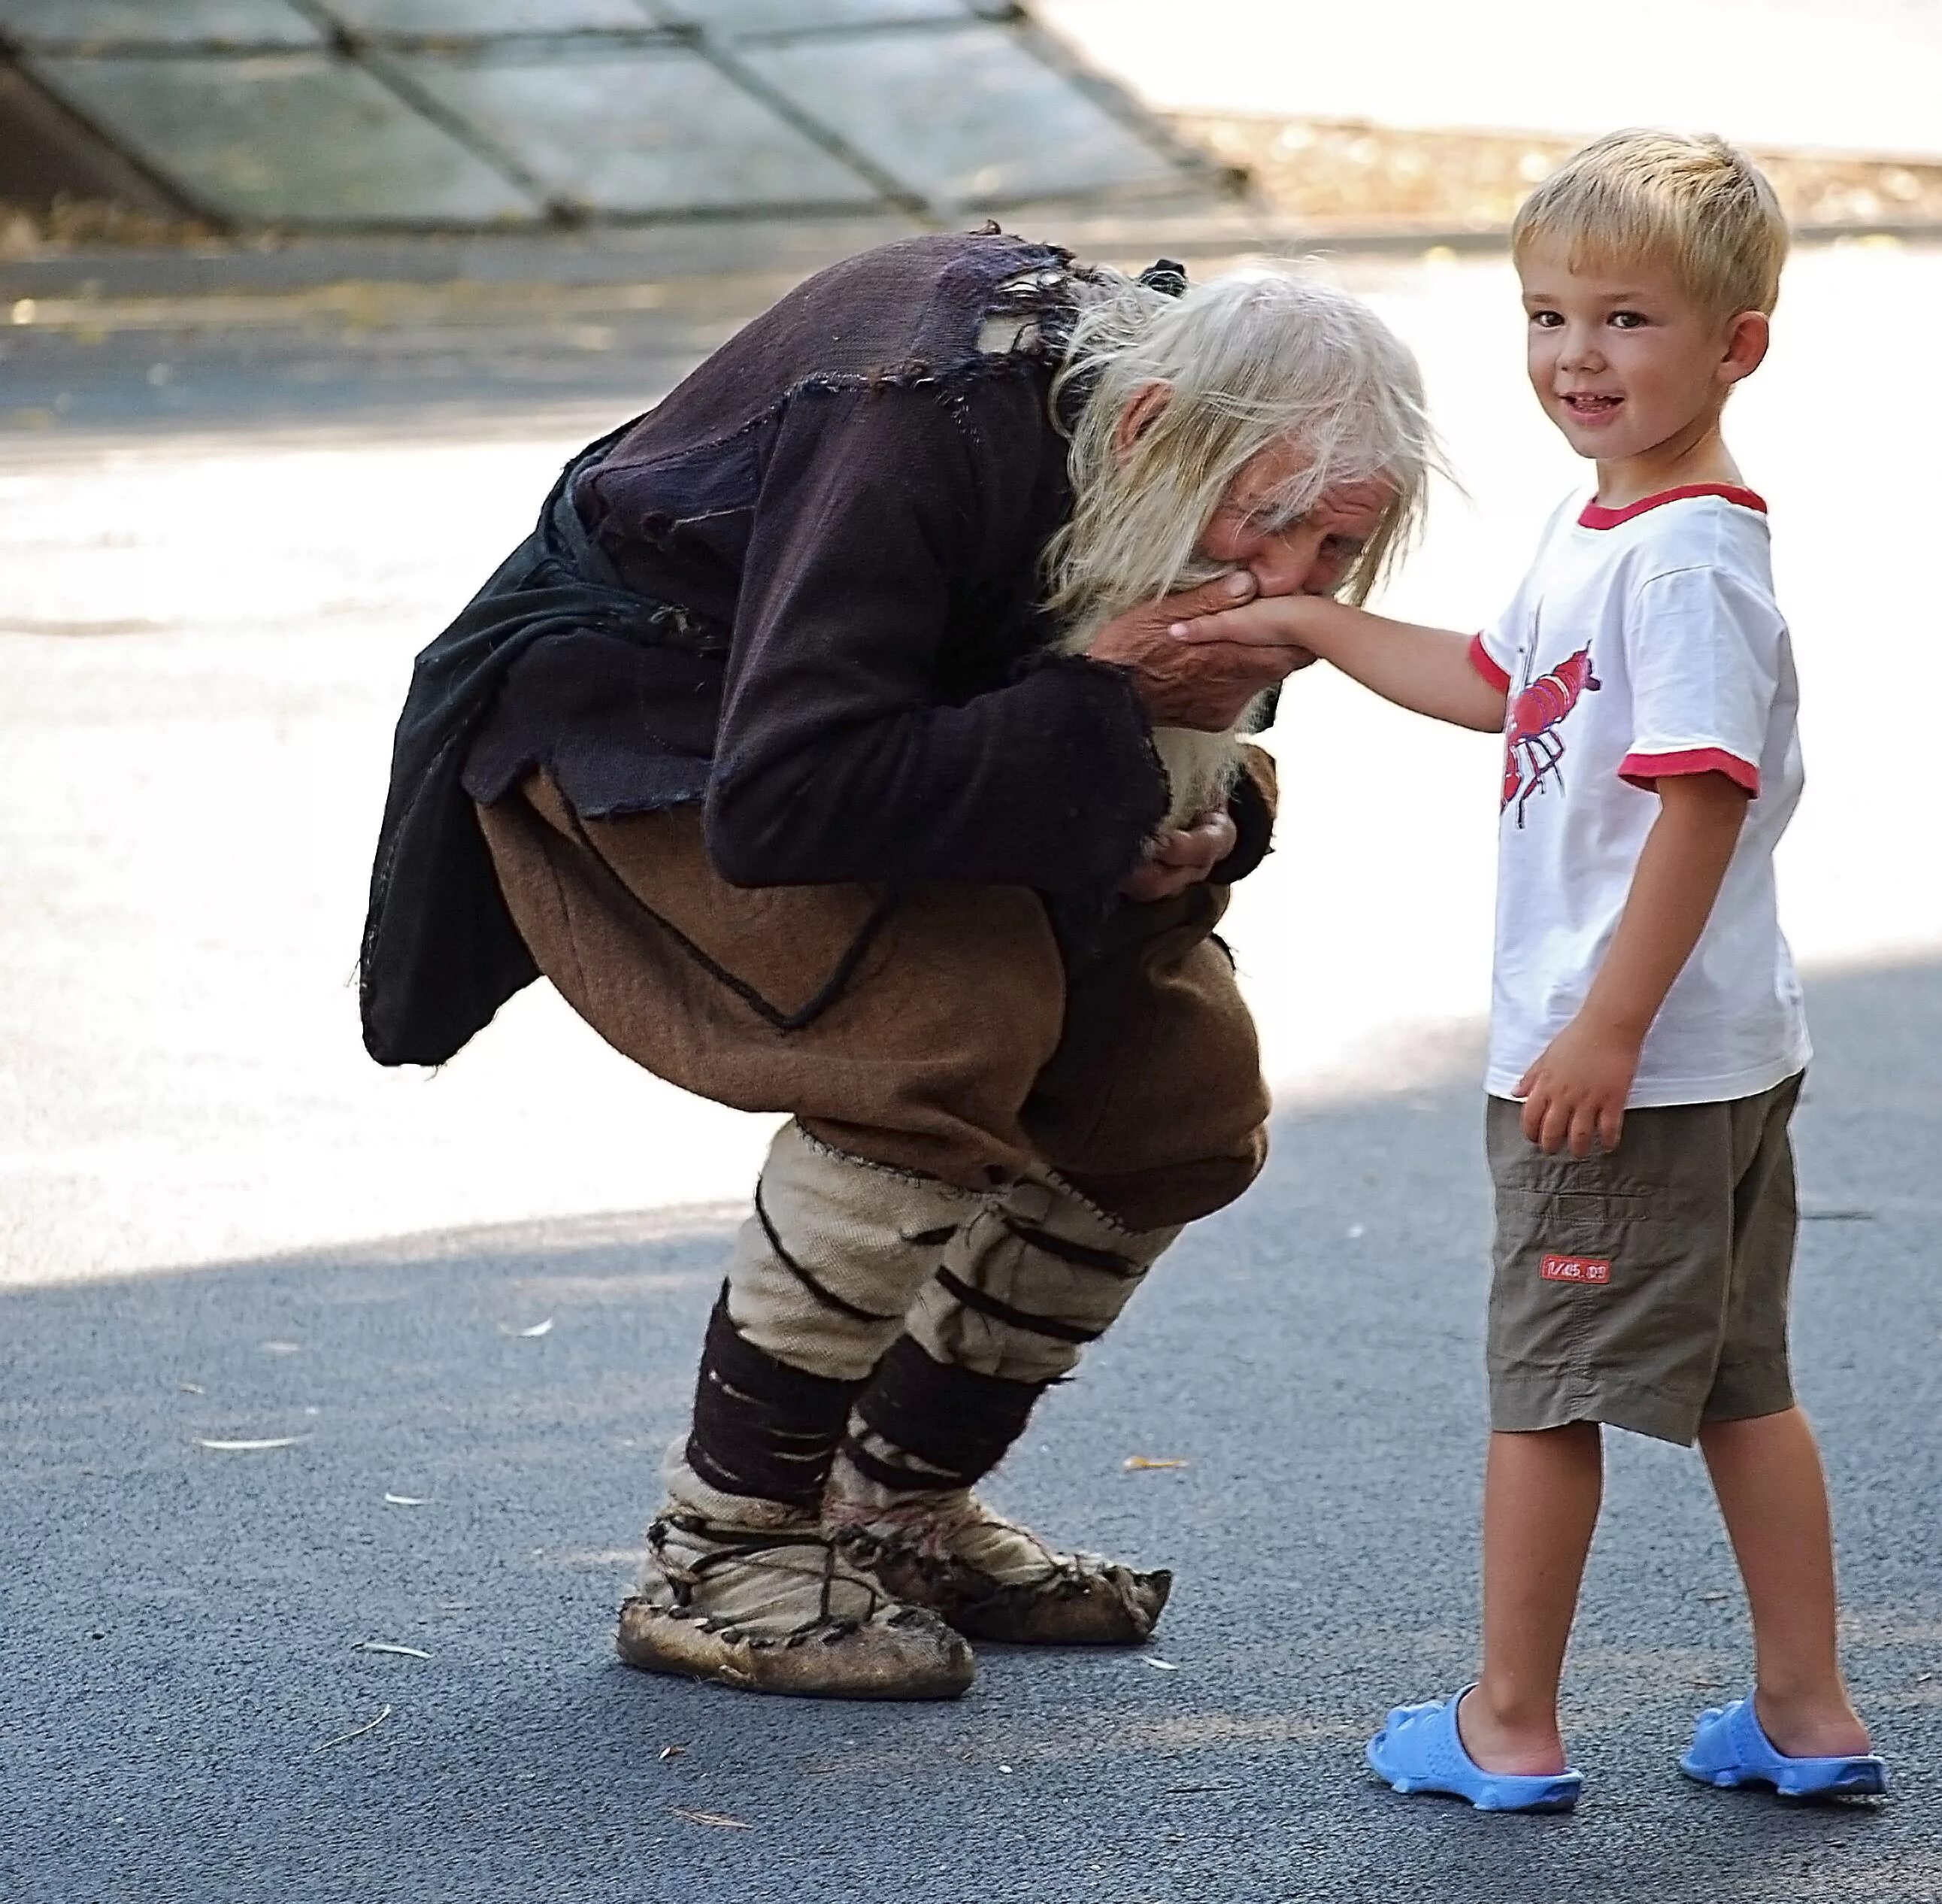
[
  {"xmin": 1519, "ymin": 771, "xmax": 1750, "ymax": 1156},
  {"xmin": 1171, "ymin": 596, "xmax": 1507, "ymax": 732}
]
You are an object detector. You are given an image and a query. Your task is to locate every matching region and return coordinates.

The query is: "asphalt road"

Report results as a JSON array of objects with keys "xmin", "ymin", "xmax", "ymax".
[{"xmin": 4, "ymin": 957, "xmax": 1938, "ymax": 1904}]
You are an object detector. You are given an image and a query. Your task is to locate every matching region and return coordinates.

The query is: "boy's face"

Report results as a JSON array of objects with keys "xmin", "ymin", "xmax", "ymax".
[{"xmin": 1516, "ymin": 240, "xmax": 1762, "ymax": 465}]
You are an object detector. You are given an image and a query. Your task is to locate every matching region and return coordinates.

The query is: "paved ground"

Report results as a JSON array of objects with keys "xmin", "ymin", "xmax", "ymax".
[
  {"xmin": 2, "ymin": 244, "xmax": 1939, "ymax": 1901},
  {"xmin": 4, "ymin": 958, "xmax": 1937, "ymax": 1904}
]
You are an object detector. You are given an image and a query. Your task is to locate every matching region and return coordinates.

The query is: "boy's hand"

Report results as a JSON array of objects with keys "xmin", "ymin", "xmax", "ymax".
[
  {"xmin": 1171, "ymin": 593, "xmax": 1510, "ymax": 735},
  {"xmin": 1516, "ymin": 1018, "xmax": 1642, "ymax": 1157},
  {"xmin": 1169, "ymin": 593, "xmax": 1337, "ymax": 663},
  {"xmin": 1089, "ymin": 571, "xmax": 1312, "ymax": 731}
]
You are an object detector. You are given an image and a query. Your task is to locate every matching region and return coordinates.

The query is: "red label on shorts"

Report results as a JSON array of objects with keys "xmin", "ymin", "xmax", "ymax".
[{"xmin": 1541, "ymin": 1254, "xmax": 1611, "ymax": 1285}]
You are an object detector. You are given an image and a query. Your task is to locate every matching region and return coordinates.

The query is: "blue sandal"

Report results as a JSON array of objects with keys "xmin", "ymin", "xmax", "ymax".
[
  {"xmin": 1366, "ymin": 1686, "xmax": 1583, "ymax": 1813},
  {"xmin": 1680, "ymin": 1698, "xmax": 1887, "ymax": 1799}
]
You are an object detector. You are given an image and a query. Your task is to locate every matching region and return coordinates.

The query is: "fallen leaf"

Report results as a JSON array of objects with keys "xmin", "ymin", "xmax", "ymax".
[
  {"xmin": 315, "ymin": 1704, "xmax": 392, "ymax": 1751},
  {"xmin": 669, "ymin": 1807, "xmax": 750, "ymax": 1830},
  {"xmin": 1122, "ymin": 1456, "xmax": 1189, "ymax": 1471},
  {"xmin": 353, "ymin": 1642, "xmax": 431, "ymax": 1660},
  {"xmin": 383, "ymin": 1493, "xmax": 429, "ymax": 1506},
  {"xmin": 1145, "ymin": 1657, "xmax": 1181, "ymax": 1672},
  {"xmin": 195, "ymin": 1435, "xmax": 310, "ymax": 1452},
  {"xmin": 177, "ymin": 1382, "xmax": 205, "ymax": 1395},
  {"xmin": 658, "ymin": 1744, "xmax": 688, "ymax": 1763},
  {"xmin": 498, "ymin": 1318, "xmax": 554, "ymax": 1338}
]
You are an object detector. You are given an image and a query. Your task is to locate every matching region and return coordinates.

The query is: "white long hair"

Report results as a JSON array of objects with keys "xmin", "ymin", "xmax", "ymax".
[{"xmin": 1044, "ymin": 267, "xmax": 1441, "ymax": 823}]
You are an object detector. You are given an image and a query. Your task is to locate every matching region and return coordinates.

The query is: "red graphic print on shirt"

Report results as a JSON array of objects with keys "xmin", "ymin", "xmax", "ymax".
[{"xmin": 1503, "ymin": 629, "xmax": 1601, "ymax": 826}]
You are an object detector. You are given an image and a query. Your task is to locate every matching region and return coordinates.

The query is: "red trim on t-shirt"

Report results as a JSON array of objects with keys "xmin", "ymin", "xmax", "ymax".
[
  {"xmin": 1468, "ymin": 632, "xmax": 1512, "ymax": 693},
  {"xmin": 1619, "ymin": 747, "xmax": 1761, "ymax": 796},
  {"xmin": 1578, "ymin": 484, "xmax": 1768, "ymax": 530}
]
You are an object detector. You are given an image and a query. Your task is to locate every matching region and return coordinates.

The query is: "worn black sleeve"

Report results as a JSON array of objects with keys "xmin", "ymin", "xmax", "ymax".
[{"xmin": 702, "ymin": 380, "xmax": 1169, "ymax": 893}]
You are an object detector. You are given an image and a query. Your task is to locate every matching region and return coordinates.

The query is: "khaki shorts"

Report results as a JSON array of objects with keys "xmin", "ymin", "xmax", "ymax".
[{"xmin": 1486, "ymin": 1072, "xmax": 1804, "ymax": 1446}]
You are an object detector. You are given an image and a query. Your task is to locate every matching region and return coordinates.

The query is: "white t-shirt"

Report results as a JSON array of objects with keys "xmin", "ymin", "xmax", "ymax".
[{"xmin": 1471, "ymin": 484, "xmax": 1810, "ymax": 1108}]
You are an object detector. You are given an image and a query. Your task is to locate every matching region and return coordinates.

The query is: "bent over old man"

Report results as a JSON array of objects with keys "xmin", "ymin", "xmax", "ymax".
[{"xmin": 360, "ymin": 229, "xmax": 1432, "ymax": 1699}]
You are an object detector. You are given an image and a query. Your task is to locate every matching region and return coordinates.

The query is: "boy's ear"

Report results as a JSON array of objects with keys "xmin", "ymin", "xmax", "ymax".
[{"xmin": 1719, "ymin": 311, "xmax": 1770, "ymax": 387}]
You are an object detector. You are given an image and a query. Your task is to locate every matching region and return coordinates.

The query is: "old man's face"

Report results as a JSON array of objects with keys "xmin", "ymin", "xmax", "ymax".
[{"xmin": 1195, "ymin": 438, "xmax": 1395, "ymax": 600}]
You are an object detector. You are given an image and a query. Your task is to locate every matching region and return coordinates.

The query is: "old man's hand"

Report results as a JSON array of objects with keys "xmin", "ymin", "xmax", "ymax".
[
  {"xmin": 1119, "ymin": 808, "xmax": 1238, "ymax": 902},
  {"xmin": 1088, "ymin": 572, "xmax": 1316, "ymax": 732}
]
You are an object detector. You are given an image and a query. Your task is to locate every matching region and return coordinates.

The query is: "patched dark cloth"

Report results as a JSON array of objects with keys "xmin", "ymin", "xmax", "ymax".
[{"xmin": 359, "ymin": 230, "xmax": 1272, "ymax": 1069}]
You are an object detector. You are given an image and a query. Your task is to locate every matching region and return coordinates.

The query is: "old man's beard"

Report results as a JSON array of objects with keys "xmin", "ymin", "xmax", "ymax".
[{"xmin": 1053, "ymin": 560, "xmax": 1266, "ymax": 833}]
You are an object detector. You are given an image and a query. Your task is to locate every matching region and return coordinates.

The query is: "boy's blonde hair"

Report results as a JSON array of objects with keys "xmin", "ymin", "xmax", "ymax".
[{"xmin": 1511, "ymin": 130, "xmax": 1790, "ymax": 317}]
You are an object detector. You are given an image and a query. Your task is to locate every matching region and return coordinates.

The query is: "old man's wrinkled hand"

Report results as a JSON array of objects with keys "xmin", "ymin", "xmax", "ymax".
[
  {"xmin": 1088, "ymin": 571, "xmax": 1317, "ymax": 732},
  {"xmin": 1119, "ymin": 808, "xmax": 1239, "ymax": 902}
]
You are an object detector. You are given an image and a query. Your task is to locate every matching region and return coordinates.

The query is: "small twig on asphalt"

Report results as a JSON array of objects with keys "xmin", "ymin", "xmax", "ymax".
[
  {"xmin": 352, "ymin": 1642, "xmax": 430, "ymax": 1660},
  {"xmin": 314, "ymin": 1705, "xmax": 393, "ymax": 1752},
  {"xmin": 669, "ymin": 1807, "xmax": 750, "ymax": 1830}
]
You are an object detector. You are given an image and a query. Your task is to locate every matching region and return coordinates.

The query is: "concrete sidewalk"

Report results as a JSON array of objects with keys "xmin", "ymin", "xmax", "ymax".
[{"xmin": 3, "ymin": 957, "xmax": 1937, "ymax": 1904}]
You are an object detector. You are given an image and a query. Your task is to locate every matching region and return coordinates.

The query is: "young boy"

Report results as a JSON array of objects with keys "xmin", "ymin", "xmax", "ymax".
[{"xmin": 1175, "ymin": 130, "xmax": 1885, "ymax": 1810}]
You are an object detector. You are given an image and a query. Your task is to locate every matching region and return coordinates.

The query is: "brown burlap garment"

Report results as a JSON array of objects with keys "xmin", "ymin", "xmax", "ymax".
[{"xmin": 475, "ymin": 765, "xmax": 1272, "ymax": 1232}]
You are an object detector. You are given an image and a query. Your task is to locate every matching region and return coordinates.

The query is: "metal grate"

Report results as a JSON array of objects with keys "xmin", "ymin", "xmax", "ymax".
[{"xmin": 0, "ymin": 0, "xmax": 1227, "ymax": 229}]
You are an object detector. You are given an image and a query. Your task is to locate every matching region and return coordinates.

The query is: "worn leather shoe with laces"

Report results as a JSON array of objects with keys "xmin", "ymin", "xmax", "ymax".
[
  {"xmin": 616, "ymin": 1457, "xmax": 974, "ymax": 1700},
  {"xmin": 826, "ymin": 1456, "xmax": 1170, "ymax": 1645}
]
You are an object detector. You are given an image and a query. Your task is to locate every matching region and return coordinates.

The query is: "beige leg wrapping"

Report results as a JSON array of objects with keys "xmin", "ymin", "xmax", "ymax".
[
  {"xmin": 825, "ymin": 1177, "xmax": 1182, "ymax": 1644},
  {"xmin": 725, "ymin": 1120, "xmax": 980, "ymax": 1382},
  {"xmin": 902, "ymin": 1172, "xmax": 1181, "ymax": 1384}
]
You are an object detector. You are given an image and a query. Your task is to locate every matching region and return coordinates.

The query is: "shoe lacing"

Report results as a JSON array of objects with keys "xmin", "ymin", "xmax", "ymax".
[
  {"xmin": 656, "ymin": 1511, "xmax": 895, "ymax": 1641},
  {"xmin": 831, "ymin": 1491, "xmax": 1090, "ymax": 1596}
]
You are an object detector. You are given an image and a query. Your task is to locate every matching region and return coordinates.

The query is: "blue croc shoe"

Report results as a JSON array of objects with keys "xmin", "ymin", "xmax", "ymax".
[
  {"xmin": 1366, "ymin": 1687, "xmax": 1583, "ymax": 1813},
  {"xmin": 1680, "ymin": 1698, "xmax": 1887, "ymax": 1799}
]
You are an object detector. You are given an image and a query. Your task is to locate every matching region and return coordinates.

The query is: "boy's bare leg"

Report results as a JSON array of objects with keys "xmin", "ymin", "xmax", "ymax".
[
  {"xmin": 1462, "ymin": 1423, "xmax": 1604, "ymax": 1775},
  {"xmin": 1698, "ymin": 1405, "xmax": 1871, "ymax": 1757}
]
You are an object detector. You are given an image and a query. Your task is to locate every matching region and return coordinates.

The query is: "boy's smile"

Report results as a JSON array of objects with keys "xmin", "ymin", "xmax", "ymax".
[{"xmin": 1516, "ymin": 240, "xmax": 1767, "ymax": 501}]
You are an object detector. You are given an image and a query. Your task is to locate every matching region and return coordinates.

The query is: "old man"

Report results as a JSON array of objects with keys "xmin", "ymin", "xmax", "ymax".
[{"xmin": 361, "ymin": 228, "xmax": 1432, "ymax": 1700}]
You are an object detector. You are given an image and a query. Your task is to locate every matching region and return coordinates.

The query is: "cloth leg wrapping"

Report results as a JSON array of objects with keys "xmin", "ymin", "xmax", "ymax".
[
  {"xmin": 686, "ymin": 1120, "xmax": 978, "ymax": 1506},
  {"xmin": 848, "ymin": 1175, "xmax": 1180, "ymax": 1492}
]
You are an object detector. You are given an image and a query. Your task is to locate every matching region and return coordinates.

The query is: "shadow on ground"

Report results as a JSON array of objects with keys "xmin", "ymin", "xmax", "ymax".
[{"xmin": 3, "ymin": 960, "xmax": 1938, "ymax": 1904}]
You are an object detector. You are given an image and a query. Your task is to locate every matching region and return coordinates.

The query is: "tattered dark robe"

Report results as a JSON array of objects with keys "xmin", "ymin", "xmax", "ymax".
[{"xmin": 359, "ymin": 231, "xmax": 1273, "ymax": 1069}]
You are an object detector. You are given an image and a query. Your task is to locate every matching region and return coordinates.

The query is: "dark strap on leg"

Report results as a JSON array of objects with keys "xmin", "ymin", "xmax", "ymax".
[
  {"xmin": 687, "ymin": 1287, "xmax": 865, "ymax": 1508},
  {"xmin": 848, "ymin": 1333, "xmax": 1049, "ymax": 1492}
]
